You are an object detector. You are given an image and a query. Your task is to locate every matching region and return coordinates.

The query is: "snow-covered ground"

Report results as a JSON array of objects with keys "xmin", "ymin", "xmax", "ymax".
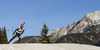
[{"xmin": 0, "ymin": 43, "xmax": 100, "ymax": 50}]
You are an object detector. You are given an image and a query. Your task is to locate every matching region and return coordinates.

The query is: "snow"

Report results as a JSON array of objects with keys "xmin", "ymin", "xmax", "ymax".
[{"xmin": 0, "ymin": 43, "xmax": 100, "ymax": 50}]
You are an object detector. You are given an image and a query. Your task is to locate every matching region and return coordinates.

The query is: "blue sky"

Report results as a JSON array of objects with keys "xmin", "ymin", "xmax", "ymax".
[{"xmin": 0, "ymin": 0, "xmax": 100, "ymax": 43}]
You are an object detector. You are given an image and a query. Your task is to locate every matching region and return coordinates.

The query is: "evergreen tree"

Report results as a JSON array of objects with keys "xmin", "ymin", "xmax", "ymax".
[
  {"xmin": 0, "ymin": 28, "xmax": 2, "ymax": 43},
  {"xmin": 2, "ymin": 27, "xmax": 8, "ymax": 43},
  {"xmin": 39, "ymin": 24, "xmax": 50, "ymax": 43},
  {"xmin": 0, "ymin": 27, "xmax": 8, "ymax": 44}
]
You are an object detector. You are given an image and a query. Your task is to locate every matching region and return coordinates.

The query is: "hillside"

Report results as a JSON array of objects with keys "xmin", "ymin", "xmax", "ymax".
[
  {"xmin": 14, "ymin": 36, "xmax": 41, "ymax": 43},
  {"xmin": 56, "ymin": 33, "xmax": 100, "ymax": 46}
]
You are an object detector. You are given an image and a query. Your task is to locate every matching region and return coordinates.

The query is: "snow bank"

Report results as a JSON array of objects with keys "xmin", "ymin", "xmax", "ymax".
[{"xmin": 0, "ymin": 43, "xmax": 99, "ymax": 50}]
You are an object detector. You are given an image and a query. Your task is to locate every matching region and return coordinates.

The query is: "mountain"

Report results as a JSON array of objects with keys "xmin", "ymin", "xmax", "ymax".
[
  {"xmin": 69, "ymin": 11, "xmax": 100, "ymax": 33},
  {"xmin": 49, "ymin": 11, "xmax": 100, "ymax": 42},
  {"xmin": 83, "ymin": 24, "xmax": 100, "ymax": 33}
]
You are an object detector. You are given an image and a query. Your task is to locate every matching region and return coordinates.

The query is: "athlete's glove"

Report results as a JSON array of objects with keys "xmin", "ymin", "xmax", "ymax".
[{"xmin": 12, "ymin": 34, "xmax": 14, "ymax": 36}]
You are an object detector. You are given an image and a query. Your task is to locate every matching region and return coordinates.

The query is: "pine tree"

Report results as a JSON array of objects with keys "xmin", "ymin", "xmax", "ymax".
[
  {"xmin": 39, "ymin": 24, "xmax": 50, "ymax": 43},
  {"xmin": 2, "ymin": 27, "xmax": 8, "ymax": 43},
  {"xmin": 0, "ymin": 27, "xmax": 8, "ymax": 44},
  {"xmin": 0, "ymin": 27, "xmax": 2, "ymax": 43}
]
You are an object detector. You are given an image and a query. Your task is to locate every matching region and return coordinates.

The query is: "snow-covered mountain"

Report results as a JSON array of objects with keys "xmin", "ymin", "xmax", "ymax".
[
  {"xmin": 49, "ymin": 11, "xmax": 100, "ymax": 42},
  {"xmin": 69, "ymin": 11, "xmax": 100, "ymax": 33}
]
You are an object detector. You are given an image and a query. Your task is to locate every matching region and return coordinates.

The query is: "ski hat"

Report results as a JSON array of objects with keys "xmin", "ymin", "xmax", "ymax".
[{"xmin": 21, "ymin": 24, "xmax": 24, "ymax": 27}]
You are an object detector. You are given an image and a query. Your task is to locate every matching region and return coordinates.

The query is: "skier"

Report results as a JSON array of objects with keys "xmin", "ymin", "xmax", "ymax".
[{"xmin": 8, "ymin": 23, "xmax": 25, "ymax": 43}]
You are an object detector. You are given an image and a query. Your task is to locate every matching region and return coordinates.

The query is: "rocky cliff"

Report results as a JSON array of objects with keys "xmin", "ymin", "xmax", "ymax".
[
  {"xmin": 69, "ymin": 11, "xmax": 100, "ymax": 33},
  {"xmin": 49, "ymin": 11, "xmax": 100, "ymax": 42},
  {"xmin": 48, "ymin": 27, "xmax": 67, "ymax": 42}
]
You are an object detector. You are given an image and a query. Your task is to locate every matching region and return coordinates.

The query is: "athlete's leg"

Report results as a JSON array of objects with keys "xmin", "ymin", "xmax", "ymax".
[
  {"xmin": 18, "ymin": 34, "xmax": 21, "ymax": 43},
  {"xmin": 8, "ymin": 34, "xmax": 18, "ymax": 43}
]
